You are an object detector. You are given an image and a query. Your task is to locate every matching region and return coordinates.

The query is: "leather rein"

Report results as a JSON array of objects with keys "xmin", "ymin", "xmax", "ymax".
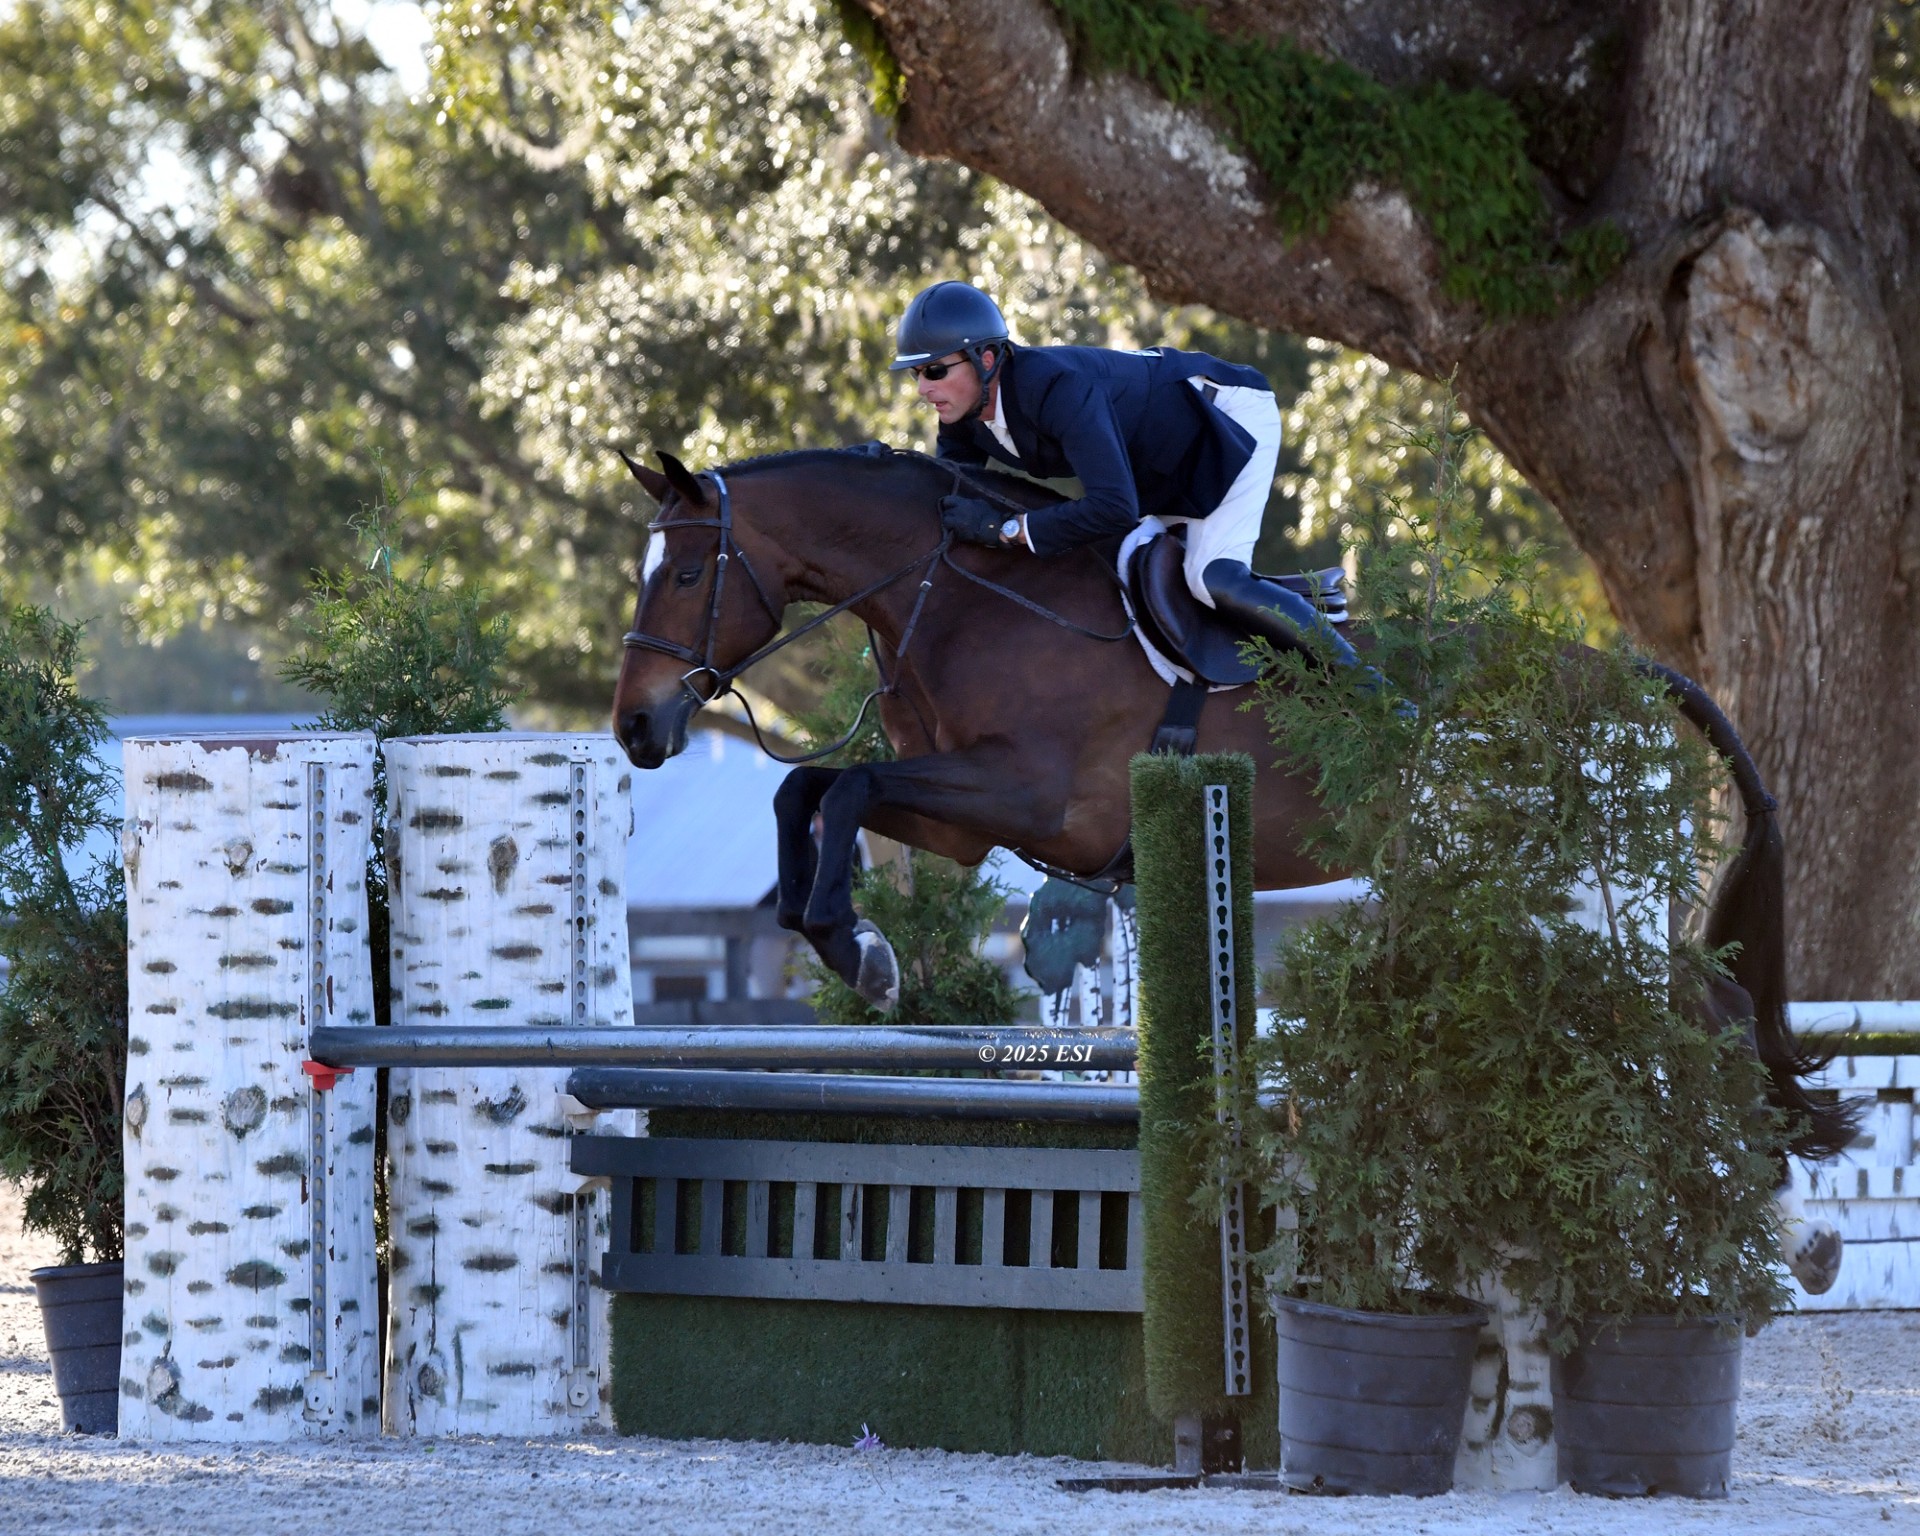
[{"xmin": 619, "ymin": 462, "xmax": 1132, "ymax": 767}]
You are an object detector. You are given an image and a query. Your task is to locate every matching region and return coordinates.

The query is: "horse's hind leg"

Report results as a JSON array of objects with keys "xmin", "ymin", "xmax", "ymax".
[{"xmin": 773, "ymin": 766, "xmax": 838, "ymax": 935}]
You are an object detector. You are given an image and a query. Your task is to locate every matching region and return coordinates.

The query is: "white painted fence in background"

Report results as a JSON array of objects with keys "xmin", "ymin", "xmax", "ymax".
[{"xmin": 1792, "ymin": 1001, "xmax": 1920, "ymax": 1035}]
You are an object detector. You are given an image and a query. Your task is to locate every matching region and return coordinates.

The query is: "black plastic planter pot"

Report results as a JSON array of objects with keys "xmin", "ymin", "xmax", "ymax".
[
  {"xmin": 1273, "ymin": 1291, "xmax": 1488, "ymax": 1496},
  {"xmin": 1552, "ymin": 1316, "xmax": 1741, "ymax": 1499},
  {"xmin": 30, "ymin": 1261, "xmax": 123, "ymax": 1435}
]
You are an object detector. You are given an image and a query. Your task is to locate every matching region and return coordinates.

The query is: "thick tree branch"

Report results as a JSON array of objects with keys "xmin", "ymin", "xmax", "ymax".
[{"xmin": 870, "ymin": 0, "xmax": 1475, "ymax": 373}]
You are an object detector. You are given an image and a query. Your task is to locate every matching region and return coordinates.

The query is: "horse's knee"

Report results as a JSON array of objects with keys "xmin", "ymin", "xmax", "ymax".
[
  {"xmin": 817, "ymin": 764, "xmax": 874, "ymax": 818},
  {"xmin": 774, "ymin": 766, "xmax": 832, "ymax": 823}
]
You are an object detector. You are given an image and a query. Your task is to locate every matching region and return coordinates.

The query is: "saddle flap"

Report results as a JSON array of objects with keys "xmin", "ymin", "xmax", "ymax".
[
  {"xmin": 1127, "ymin": 533, "xmax": 1261, "ymax": 688},
  {"xmin": 1126, "ymin": 534, "xmax": 1348, "ymax": 689}
]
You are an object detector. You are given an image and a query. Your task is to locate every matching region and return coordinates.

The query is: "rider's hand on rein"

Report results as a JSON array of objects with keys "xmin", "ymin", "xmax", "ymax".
[{"xmin": 939, "ymin": 493, "xmax": 1006, "ymax": 547}]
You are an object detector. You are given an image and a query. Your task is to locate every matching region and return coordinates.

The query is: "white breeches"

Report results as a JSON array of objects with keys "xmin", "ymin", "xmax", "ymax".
[{"xmin": 1168, "ymin": 379, "xmax": 1284, "ymax": 607}]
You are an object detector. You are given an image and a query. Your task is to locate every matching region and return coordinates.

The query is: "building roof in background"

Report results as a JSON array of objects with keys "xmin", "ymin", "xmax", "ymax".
[{"xmin": 626, "ymin": 728, "xmax": 783, "ymax": 908}]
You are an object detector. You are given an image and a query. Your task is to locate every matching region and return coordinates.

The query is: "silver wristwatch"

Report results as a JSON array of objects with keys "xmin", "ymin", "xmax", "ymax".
[{"xmin": 1000, "ymin": 516, "xmax": 1022, "ymax": 544}]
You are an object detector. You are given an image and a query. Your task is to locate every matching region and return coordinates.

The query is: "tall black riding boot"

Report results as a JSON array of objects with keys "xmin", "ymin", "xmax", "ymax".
[
  {"xmin": 1200, "ymin": 558, "xmax": 1362, "ymax": 667},
  {"xmin": 1201, "ymin": 558, "xmax": 1410, "ymax": 715}
]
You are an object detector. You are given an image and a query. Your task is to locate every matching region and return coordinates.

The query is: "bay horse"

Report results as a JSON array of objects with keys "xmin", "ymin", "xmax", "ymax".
[{"xmin": 610, "ymin": 446, "xmax": 1855, "ymax": 1196}]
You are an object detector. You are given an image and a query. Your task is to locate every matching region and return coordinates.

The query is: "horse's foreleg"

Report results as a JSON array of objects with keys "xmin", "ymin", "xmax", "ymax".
[
  {"xmin": 802, "ymin": 749, "xmax": 1061, "ymax": 1009},
  {"xmin": 800, "ymin": 762, "xmax": 894, "ymax": 1006},
  {"xmin": 772, "ymin": 766, "xmax": 838, "ymax": 934}
]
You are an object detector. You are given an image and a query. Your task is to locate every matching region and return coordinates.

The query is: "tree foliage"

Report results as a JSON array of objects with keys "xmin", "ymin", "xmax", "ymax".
[
  {"xmin": 1279, "ymin": 351, "xmax": 1614, "ymax": 634},
  {"xmin": 0, "ymin": 0, "xmax": 1610, "ymax": 724},
  {"xmin": 0, "ymin": 0, "xmax": 1302, "ymax": 717},
  {"xmin": 1228, "ymin": 400, "xmax": 1788, "ymax": 1332},
  {"xmin": 0, "ymin": 607, "xmax": 126, "ymax": 1264},
  {"xmin": 279, "ymin": 471, "xmax": 513, "ymax": 1028}
]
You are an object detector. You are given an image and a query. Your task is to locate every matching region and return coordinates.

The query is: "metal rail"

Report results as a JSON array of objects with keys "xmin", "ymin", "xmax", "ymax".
[
  {"xmin": 307, "ymin": 1023, "xmax": 1139, "ymax": 1071},
  {"xmin": 565, "ymin": 1067, "xmax": 1141, "ymax": 1123},
  {"xmin": 1791, "ymin": 1002, "xmax": 1920, "ymax": 1036}
]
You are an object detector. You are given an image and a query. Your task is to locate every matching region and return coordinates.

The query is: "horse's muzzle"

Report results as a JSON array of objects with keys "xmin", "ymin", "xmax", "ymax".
[{"xmin": 616, "ymin": 693, "xmax": 695, "ymax": 769}]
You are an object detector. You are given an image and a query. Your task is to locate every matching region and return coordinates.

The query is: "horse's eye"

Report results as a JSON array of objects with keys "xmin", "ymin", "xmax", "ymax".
[{"xmin": 674, "ymin": 564, "xmax": 703, "ymax": 588}]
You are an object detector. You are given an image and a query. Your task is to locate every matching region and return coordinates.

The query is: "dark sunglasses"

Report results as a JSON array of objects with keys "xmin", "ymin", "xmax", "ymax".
[{"xmin": 911, "ymin": 360, "xmax": 964, "ymax": 381}]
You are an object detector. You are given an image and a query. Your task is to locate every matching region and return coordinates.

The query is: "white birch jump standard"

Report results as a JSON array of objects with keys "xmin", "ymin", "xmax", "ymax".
[
  {"xmin": 382, "ymin": 733, "xmax": 633, "ymax": 1436},
  {"xmin": 120, "ymin": 731, "xmax": 380, "ymax": 1441}
]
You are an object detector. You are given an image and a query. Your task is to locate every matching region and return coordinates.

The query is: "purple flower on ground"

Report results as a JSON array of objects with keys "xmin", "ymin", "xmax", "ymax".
[{"xmin": 853, "ymin": 1423, "xmax": 884, "ymax": 1450}]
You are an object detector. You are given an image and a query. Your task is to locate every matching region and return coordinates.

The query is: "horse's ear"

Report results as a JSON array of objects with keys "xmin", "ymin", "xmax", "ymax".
[
  {"xmin": 616, "ymin": 447, "xmax": 671, "ymax": 504},
  {"xmin": 657, "ymin": 450, "xmax": 708, "ymax": 508}
]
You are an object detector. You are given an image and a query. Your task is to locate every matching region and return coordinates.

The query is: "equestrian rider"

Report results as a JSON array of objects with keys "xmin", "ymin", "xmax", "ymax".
[{"xmin": 893, "ymin": 279, "xmax": 1362, "ymax": 669}]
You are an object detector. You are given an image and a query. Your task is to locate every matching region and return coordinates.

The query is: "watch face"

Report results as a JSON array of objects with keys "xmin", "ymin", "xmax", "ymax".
[{"xmin": 1001, "ymin": 517, "xmax": 1022, "ymax": 540}]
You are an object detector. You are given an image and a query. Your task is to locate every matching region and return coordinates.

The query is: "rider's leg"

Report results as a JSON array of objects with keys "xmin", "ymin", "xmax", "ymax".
[
  {"xmin": 1178, "ymin": 381, "xmax": 1365, "ymax": 667},
  {"xmin": 1179, "ymin": 379, "xmax": 1282, "ymax": 607}
]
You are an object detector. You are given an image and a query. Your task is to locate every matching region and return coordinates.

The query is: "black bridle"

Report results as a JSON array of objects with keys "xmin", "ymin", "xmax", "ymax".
[{"xmin": 620, "ymin": 460, "xmax": 1133, "ymax": 767}]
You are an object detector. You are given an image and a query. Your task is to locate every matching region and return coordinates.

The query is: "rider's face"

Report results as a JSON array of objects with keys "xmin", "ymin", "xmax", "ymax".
[{"xmin": 915, "ymin": 348, "xmax": 994, "ymax": 425}]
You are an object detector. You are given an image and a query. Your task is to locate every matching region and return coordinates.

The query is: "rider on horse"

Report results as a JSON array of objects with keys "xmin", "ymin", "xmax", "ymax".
[{"xmin": 893, "ymin": 278, "xmax": 1363, "ymax": 669}]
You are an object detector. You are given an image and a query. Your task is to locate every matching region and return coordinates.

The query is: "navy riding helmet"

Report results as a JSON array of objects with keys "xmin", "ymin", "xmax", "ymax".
[{"xmin": 891, "ymin": 281, "xmax": 1011, "ymax": 413}]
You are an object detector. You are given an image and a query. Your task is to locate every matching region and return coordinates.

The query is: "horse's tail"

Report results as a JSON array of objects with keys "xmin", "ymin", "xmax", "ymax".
[{"xmin": 1637, "ymin": 659, "xmax": 1860, "ymax": 1159}]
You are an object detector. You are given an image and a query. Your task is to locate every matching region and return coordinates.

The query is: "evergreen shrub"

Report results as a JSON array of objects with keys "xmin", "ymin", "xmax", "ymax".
[
  {"xmin": 280, "ymin": 482, "xmax": 513, "ymax": 1026},
  {"xmin": 0, "ymin": 607, "xmax": 127, "ymax": 1263},
  {"xmin": 1230, "ymin": 404, "xmax": 1788, "ymax": 1336}
]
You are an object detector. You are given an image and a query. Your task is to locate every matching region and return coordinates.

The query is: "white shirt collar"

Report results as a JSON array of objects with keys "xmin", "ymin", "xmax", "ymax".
[{"xmin": 982, "ymin": 382, "xmax": 1019, "ymax": 460}]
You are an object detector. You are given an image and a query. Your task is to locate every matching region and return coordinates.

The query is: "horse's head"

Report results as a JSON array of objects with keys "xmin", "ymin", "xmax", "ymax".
[{"xmin": 611, "ymin": 450, "xmax": 788, "ymax": 769}]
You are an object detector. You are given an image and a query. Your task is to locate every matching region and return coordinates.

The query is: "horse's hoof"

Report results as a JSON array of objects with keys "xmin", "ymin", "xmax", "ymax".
[
  {"xmin": 853, "ymin": 920, "xmax": 900, "ymax": 1012},
  {"xmin": 1786, "ymin": 1220, "xmax": 1844, "ymax": 1295}
]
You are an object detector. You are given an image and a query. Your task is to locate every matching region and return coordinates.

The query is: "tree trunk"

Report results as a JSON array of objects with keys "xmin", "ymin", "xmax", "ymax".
[
  {"xmin": 382, "ymin": 734, "xmax": 634, "ymax": 1436},
  {"xmin": 120, "ymin": 732, "xmax": 380, "ymax": 1440},
  {"xmin": 860, "ymin": 0, "xmax": 1920, "ymax": 995}
]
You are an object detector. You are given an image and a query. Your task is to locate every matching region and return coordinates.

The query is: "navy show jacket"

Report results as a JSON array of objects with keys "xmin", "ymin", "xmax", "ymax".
[{"xmin": 933, "ymin": 344, "xmax": 1272, "ymax": 554}]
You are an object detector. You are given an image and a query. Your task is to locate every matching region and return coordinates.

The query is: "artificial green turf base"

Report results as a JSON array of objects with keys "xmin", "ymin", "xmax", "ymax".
[
  {"xmin": 610, "ymin": 1292, "xmax": 1164, "ymax": 1459},
  {"xmin": 604, "ymin": 1108, "xmax": 1278, "ymax": 1465}
]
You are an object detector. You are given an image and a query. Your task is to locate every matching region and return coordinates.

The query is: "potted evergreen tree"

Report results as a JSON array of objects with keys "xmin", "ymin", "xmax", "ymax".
[
  {"xmin": 0, "ymin": 607, "xmax": 129, "ymax": 1434},
  {"xmin": 1234, "ymin": 407, "xmax": 1788, "ymax": 1500}
]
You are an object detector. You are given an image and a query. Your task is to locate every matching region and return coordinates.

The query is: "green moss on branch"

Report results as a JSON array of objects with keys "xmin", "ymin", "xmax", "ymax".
[
  {"xmin": 832, "ymin": 1, "xmax": 906, "ymax": 118},
  {"xmin": 1051, "ymin": 0, "xmax": 1625, "ymax": 317}
]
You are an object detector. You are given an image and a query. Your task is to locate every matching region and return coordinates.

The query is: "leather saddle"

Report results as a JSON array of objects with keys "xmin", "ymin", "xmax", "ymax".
[{"xmin": 1125, "ymin": 530, "xmax": 1347, "ymax": 688}]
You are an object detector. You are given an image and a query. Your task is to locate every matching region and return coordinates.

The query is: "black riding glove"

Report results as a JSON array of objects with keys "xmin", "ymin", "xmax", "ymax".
[{"xmin": 939, "ymin": 494, "xmax": 1005, "ymax": 547}]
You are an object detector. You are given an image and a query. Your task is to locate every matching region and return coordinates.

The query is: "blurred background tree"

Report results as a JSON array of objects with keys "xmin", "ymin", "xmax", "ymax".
[{"xmin": 0, "ymin": 0, "xmax": 1699, "ymax": 725}]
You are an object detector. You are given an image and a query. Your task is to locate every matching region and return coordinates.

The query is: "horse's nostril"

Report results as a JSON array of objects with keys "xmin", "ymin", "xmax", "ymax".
[{"xmin": 619, "ymin": 709, "xmax": 647, "ymax": 744}]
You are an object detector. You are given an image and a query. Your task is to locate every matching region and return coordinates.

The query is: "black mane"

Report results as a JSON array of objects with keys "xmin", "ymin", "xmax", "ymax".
[{"xmin": 721, "ymin": 444, "xmax": 1065, "ymax": 510}]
